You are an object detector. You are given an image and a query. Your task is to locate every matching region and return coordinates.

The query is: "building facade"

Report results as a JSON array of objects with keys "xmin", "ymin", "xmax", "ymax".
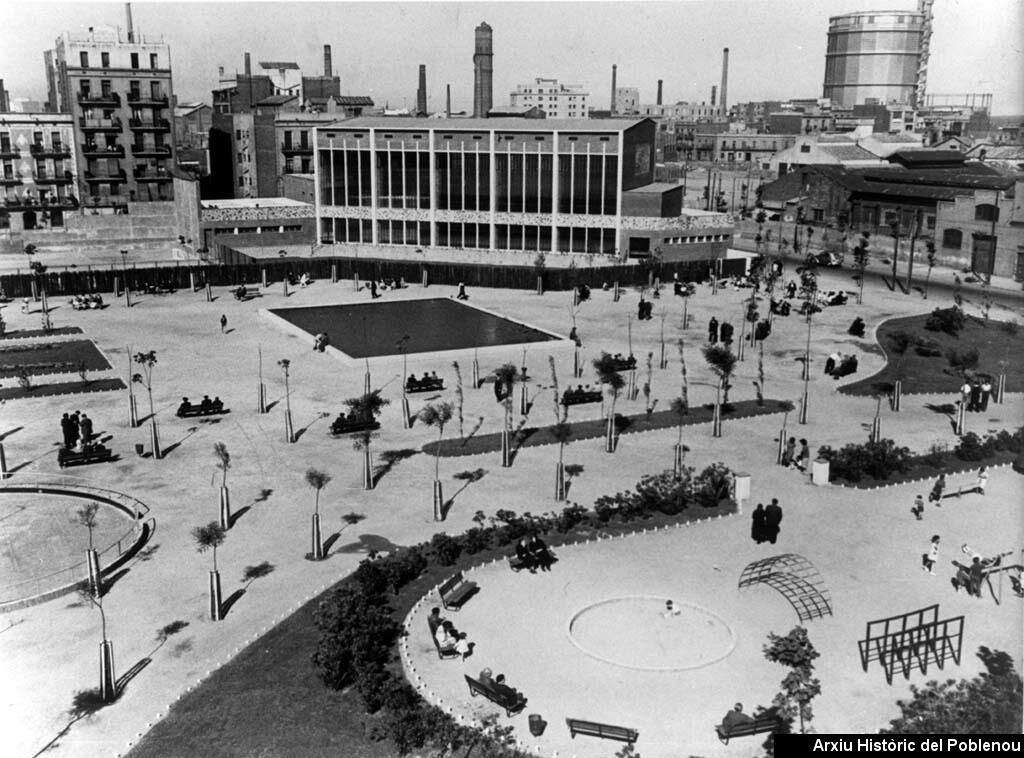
[
  {"xmin": 614, "ymin": 87, "xmax": 640, "ymax": 115},
  {"xmin": 45, "ymin": 26, "xmax": 175, "ymax": 207},
  {"xmin": 510, "ymin": 78, "xmax": 588, "ymax": 119},
  {"xmin": 1, "ymin": 113, "xmax": 79, "ymax": 233},
  {"xmin": 313, "ymin": 117, "xmax": 731, "ymax": 261}
]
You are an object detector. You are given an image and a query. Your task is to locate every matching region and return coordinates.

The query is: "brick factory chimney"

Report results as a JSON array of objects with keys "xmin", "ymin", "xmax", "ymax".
[
  {"xmin": 711, "ymin": 85, "xmax": 717, "ymax": 107},
  {"xmin": 446, "ymin": 83, "xmax": 451, "ymax": 117},
  {"xmin": 323, "ymin": 45, "xmax": 332, "ymax": 77},
  {"xmin": 244, "ymin": 52, "xmax": 251, "ymax": 76},
  {"xmin": 610, "ymin": 64, "xmax": 617, "ymax": 114},
  {"xmin": 720, "ymin": 47, "xmax": 729, "ymax": 115},
  {"xmin": 657, "ymin": 79, "xmax": 663, "ymax": 106},
  {"xmin": 416, "ymin": 64, "xmax": 428, "ymax": 116},
  {"xmin": 125, "ymin": 3, "xmax": 134, "ymax": 42},
  {"xmin": 472, "ymin": 22, "xmax": 493, "ymax": 118}
]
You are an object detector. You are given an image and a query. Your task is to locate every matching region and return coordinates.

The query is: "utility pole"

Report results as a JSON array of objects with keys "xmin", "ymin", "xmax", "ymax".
[
  {"xmin": 890, "ymin": 207, "xmax": 902, "ymax": 286},
  {"xmin": 905, "ymin": 209, "xmax": 921, "ymax": 294}
]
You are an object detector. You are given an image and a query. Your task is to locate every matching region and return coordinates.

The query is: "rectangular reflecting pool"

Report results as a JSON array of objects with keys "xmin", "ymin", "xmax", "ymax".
[{"xmin": 267, "ymin": 298, "xmax": 561, "ymax": 358}]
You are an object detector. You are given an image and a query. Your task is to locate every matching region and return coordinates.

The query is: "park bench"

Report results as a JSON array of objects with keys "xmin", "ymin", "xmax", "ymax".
[
  {"xmin": 566, "ymin": 718, "xmax": 638, "ymax": 745},
  {"xmin": 143, "ymin": 282, "xmax": 177, "ymax": 295},
  {"xmin": 509, "ymin": 554, "xmax": 532, "ymax": 572},
  {"xmin": 430, "ymin": 621, "xmax": 461, "ymax": 660},
  {"xmin": 330, "ymin": 415, "xmax": 380, "ymax": 436},
  {"xmin": 407, "ymin": 377, "xmax": 444, "ymax": 394},
  {"xmin": 561, "ymin": 388, "xmax": 602, "ymax": 406},
  {"xmin": 232, "ymin": 285, "xmax": 260, "ymax": 300},
  {"xmin": 715, "ymin": 716, "xmax": 783, "ymax": 744},
  {"xmin": 607, "ymin": 356, "xmax": 637, "ymax": 373},
  {"xmin": 439, "ymin": 571, "xmax": 479, "ymax": 611},
  {"xmin": 830, "ymin": 356, "xmax": 858, "ymax": 379},
  {"xmin": 58, "ymin": 445, "xmax": 114, "ymax": 468},
  {"xmin": 464, "ymin": 674, "xmax": 527, "ymax": 717},
  {"xmin": 176, "ymin": 400, "xmax": 228, "ymax": 418}
]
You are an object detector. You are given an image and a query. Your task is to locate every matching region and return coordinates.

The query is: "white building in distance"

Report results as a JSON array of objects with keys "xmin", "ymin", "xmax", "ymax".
[{"xmin": 510, "ymin": 78, "xmax": 589, "ymax": 119}]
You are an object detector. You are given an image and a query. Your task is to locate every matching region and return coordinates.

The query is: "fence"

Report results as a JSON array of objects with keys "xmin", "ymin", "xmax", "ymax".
[{"xmin": 0, "ymin": 256, "xmax": 748, "ymax": 299}]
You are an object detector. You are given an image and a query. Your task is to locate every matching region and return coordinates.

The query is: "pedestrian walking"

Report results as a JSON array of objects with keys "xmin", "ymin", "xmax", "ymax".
[
  {"xmin": 980, "ymin": 378, "xmax": 992, "ymax": 411},
  {"xmin": 795, "ymin": 438, "xmax": 811, "ymax": 472},
  {"xmin": 974, "ymin": 466, "xmax": 988, "ymax": 496},
  {"xmin": 922, "ymin": 535, "xmax": 940, "ymax": 574},
  {"xmin": 708, "ymin": 317, "xmax": 719, "ymax": 344},
  {"xmin": 781, "ymin": 436, "xmax": 796, "ymax": 468},
  {"xmin": 969, "ymin": 381, "xmax": 982, "ymax": 413},
  {"xmin": 720, "ymin": 321, "xmax": 734, "ymax": 346},
  {"xmin": 751, "ymin": 504, "xmax": 766, "ymax": 544},
  {"xmin": 220, "ymin": 314, "xmax": 227, "ymax": 333},
  {"xmin": 959, "ymin": 380, "xmax": 971, "ymax": 410},
  {"xmin": 928, "ymin": 473, "xmax": 946, "ymax": 505},
  {"xmin": 457, "ymin": 282, "xmax": 469, "ymax": 300},
  {"xmin": 764, "ymin": 498, "xmax": 783, "ymax": 544},
  {"xmin": 911, "ymin": 494, "xmax": 925, "ymax": 520}
]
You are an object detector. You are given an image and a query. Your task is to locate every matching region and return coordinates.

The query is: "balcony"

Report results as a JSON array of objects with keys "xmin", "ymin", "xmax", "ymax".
[
  {"xmin": 4, "ymin": 194, "xmax": 79, "ymax": 211},
  {"xmin": 133, "ymin": 166, "xmax": 172, "ymax": 182},
  {"xmin": 30, "ymin": 143, "xmax": 72, "ymax": 159},
  {"xmin": 84, "ymin": 169, "xmax": 128, "ymax": 184},
  {"xmin": 131, "ymin": 144, "xmax": 172, "ymax": 157},
  {"xmin": 79, "ymin": 117, "xmax": 123, "ymax": 132},
  {"xmin": 34, "ymin": 170, "xmax": 75, "ymax": 186},
  {"xmin": 82, "ymin": 143, "xmax": 125, "ymax": 158},
  {"xmin": 0, "ymin": 146, "xmax": 20, "ymax": 159},
  {"xmin": 2, "ymin": 175, "xmax": 22, "ymax": 186},
  {"xmin": 128, "ymin": 118, "xmax": 171, "ymax": 132},
  {"xmin": 281, "ymin": 142, "xmax": 313, "ymax": 156},
  {"xmin": 78, "ymin": 91, "xmax": 121, "ymax": 107},
  {"xmin": 126, "ymin": 92, "xmax": 169, "ymax": 107}
]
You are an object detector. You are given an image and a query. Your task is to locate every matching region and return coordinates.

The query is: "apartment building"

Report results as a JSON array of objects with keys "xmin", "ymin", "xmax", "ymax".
[{"xmin": 510, "ymin": 78, "xmax": 589, "ymax": 119}]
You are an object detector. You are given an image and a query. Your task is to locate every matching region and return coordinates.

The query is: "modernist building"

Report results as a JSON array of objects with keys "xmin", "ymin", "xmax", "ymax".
[
  {"xmin": 313, "ymin": 117, "xmax": 732, "ymax": 261},
  {"xmin": 1, "ymin": 113, "xmax": 79, "ymax": 232},
  {"xmin": 44, "ymin": 24, "xmax": 175, "ymax": 207},
  {"xmin": 509, "ymin": 78, "xmax": 588, "ymax": 119}
]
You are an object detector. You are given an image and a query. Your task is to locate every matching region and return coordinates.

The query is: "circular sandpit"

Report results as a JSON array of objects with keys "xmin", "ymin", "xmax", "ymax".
[{"xmin": 567, "ymin": 596, "xmax": 736, "ymax": 671}]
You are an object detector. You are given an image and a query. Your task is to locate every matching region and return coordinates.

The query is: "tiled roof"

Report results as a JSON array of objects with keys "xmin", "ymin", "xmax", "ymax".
[{"xmin": 819, "ymin": 144, "xmax": 879, "ymax": 161}]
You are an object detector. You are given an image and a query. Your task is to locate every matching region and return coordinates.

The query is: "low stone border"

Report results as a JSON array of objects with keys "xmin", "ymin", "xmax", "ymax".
[
  {"xmin": 0, "ymin": 326, "xmax": 83, "ymax": 341},
  {"xmin": 0, "ymin": 377, "xmax": 126, "ymax": 401},
  {"xmin": 828, "ymin": 459, "xmax": 1016, "ymax": 491}
]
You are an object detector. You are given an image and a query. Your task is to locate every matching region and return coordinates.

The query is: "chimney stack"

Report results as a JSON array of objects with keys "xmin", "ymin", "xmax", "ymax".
[
  {"xmin": 610, "ymin": 64, "xmax": 618, "ymax": 114},
  {"xmin": 720, "ymin": 47, "xmax": 729, "ymax": 116},
  {"xmin": 472, "ymin": 22, "xmax": 493, "ymax": 118},
  {"xmin": 244, "ymin": 52, "xmax": 251, "ymax": 77},
  {"xmin": 0, "ymin": 80, "xmax": 8, "ymax": 112},
  {"xmin": 657, "ymin": 79, "xmax": 663, "ymax": 106},
  {"xmin": 416, "ymin": 64, "xmax": 427, "ymax": 116},
  {"xmin": 711, "ymin": 85, "xmax": 717, "ymax": 107},
  {"xmin": 446, "ymin": 84, "xmax": 451, "ymax": 117},
  {"xmin": 125, "ymin": 3, "xmax": 134, "ymax": 42},
  {"xmin": 323, "ymin": 45, "xmax": 332, "ymax": 77}
]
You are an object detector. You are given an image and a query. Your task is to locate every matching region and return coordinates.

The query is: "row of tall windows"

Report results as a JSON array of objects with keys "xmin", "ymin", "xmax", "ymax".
[
  {"xmin": 377, "ymin": 151, "xmax": 430, "ymax": 209},
  {"xmin": 377, "ymin": 220, "xmax": 430, "ymax": 246},
  {"xmin": 320, "ymin": 149, "xmax": 373, "ymax": 206},
  {"xmin": 557, "ymin": 154, "xmax": 616, "ymax": 215},
  {"xmin": 436, "ymin": 152, "xmax": 490, "ymax": 211},
  {"xmin": 322, "ymin": 217, "xmax": 373, "ymax": 244},
  {"xmin": 79, "ymin": 51, "xmax": 160, "ymax": 69},
  {"xmin": 494, "ymin": 154, "xmax": 553, "ymax": 213},
  {"xmin": 436, "ymin": 222, "xmax": 488, "ymax": 248}
]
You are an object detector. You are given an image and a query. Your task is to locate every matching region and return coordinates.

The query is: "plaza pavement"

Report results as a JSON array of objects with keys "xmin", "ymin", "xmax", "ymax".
[{"xmin": 0, "ymin": 263, "xmax": 1021, "ymax": 758}]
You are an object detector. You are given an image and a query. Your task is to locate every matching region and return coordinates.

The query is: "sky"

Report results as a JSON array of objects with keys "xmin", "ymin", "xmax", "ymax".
[{"xmin": 2, "ymin": 0, "xmax": 1022, "ymax": 115}]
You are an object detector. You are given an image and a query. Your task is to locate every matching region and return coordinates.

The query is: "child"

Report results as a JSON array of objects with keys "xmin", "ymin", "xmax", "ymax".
[
  {"xmin": 911, "ymin": 494, "xmax": 925, "ymax": 521},
  {"xmin": 661, "ymin": 599, "xmax": 682, "ymax": 618},
  {"xmin": 974, "ymin": 466, "xmax": 988, "ymax": 496},
  {"xmin": 922, "ymin": 535, "xmax": 940, "ymax": 575},
  {"xmin": 928, "ymin": 474, "xmax": 946, "ymax": 506}
]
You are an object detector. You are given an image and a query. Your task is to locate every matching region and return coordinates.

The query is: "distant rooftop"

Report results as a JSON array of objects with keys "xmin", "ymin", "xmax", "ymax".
[
  {"xmin": 624, "ymin": 182, "xmax": 682, "ymax": 195},
  {"xmin": 321, "ymin": 116, "xmax": 651, "ymax": 131},
  {"xmin": 200, "ymin": 197, "xmax": 310, "ymax": 210},
  {"xmin": 260, "ymin": 61, "xmax": 300, "ymax": 70},
  {"xmin": 258, "ymin": 94, "xmax": 298, "ymax": 106}
]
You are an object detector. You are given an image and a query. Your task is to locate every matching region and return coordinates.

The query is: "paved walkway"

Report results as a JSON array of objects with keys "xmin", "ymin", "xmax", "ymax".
[{"xmin": 0, "ymin": 266, "xmax": 1020, "ymax": 758}]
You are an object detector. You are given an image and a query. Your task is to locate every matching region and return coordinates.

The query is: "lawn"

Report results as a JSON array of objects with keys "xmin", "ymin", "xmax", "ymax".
[
  {"xmin": 0, "ymin": 339, "xmax": 111, "ymax": 378},
  {"xmin": 841, "ymin": 313, "xmax": 1024, "ymax": 397},
  {"xmin": 0, "ymin": 377, "xmax": 125, "ymax": 401}
]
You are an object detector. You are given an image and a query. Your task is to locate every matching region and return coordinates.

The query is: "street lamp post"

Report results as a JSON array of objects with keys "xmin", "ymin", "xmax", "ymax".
[
  {"xmin": 278, "ymin": 359, "xmax": 294, "ymax": 443},
  {"xmin": 120, "ymin": 250, "xmax": 131, "ymax": 307}
]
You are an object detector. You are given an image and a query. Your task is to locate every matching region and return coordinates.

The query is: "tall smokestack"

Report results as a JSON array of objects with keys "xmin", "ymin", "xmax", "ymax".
[
  {"xmin": 416, "ymin": 64, "xmax": 427, "ymax": 116},
  {"xmin": 125, "ymin": 3, "xmax": 134, "ymax": 42},
  {"xmin": 610, "ymin": 64, "xmax": 618, "ymax": 114},
  {"xmin": 244, "ymin": 52, "xmax": 251, "ymax": 77},
  {"xmin": 0, "ymin": 80, "xmax": 7, "ymax": 112},
  {"xmin": 323, "ymin": 45, "xmax": 332, "ymax": 77},
  {"xmin": 720, "ymin": 47, "xmax": 729, "ymax": 116},
  {"xmin": 446, "ymin": 84, "xmax": 451, "ymax": 117},
  {"xmin": 657, "ymin": 79, "xmax": 663, "ymax": 106},
  {"xmin": 472, "ymin": 22, "xmax": 493, "ymax": 118},
  {"xmin": 711, "ymin": 85, "xmax": 717, "ymax": 107}
]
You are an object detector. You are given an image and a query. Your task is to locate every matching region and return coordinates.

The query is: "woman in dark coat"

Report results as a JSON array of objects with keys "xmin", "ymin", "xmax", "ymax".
[{"xmin": 751, "ymin": 504, "xmax": 767, "ymax": 544}]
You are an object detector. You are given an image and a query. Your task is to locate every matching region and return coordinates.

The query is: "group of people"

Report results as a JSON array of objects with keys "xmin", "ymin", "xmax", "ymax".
[
  {"xmin": 707, "ymin": 317, "xmax": 735, "ymax": 345},
  {"xmin": 407, "ymin": 372, "xmax": 443, "ymax": 391},
  {"xmin": 313, "ymin": 333, "xmax": 329, "ymax": 352},
  {"xmin": 575, "ymin": 283, "xmax": 591, "ymax": 303},
  {"xmin": 476, "ymin": 668, "xmax": 523, "ymax": 702},
  {"xmin": 427, "ymin": 607, "xmax": 473, "ymax": 658},
  {"xmin": 177, "ymin": 395, "xmax": 224, "ymax": 414},
  {"xmin": 780, "ymin": 437, "xmax": 811, "ymax": 472},
  {"xmin": 68, "ymin": 294, "xmax": 104, "ymax": 310},
  {"xmin": 60, "ymin": 411, "xmax": 95, "ymax": 451},
  {"xmin": 750, "ymin": 499, "xmax": 784, "ymax": 544},
  {"xmin": 824, "ymin": 351, "xmax": 858, "ymax": 379},
  {"xmin": 959, "ymin": 377, "xmax": 994, "ymax": 413},
  {"xmin": 916, "ymin": 468, "xmax": 989, "ymax": 519},
  {"xmin": 367, "ymin": 277, "xmax": 406, "ymax": 298},
  {"xmin": 513, "ymin": 534, "xmax": 554, "ymax": 572},
  {"xmin": 769, "ymin": 298, "xmax": 791, "ymax": 317},
  {"xmin": 636, "ymin": 296, "xmax": 654, "ymax": 320}
]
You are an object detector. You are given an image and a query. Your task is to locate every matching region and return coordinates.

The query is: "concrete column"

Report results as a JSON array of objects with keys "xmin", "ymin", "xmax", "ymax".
[
  {"xmin": 433, "ymin": 480, "xmax": 444, "ymax": 521},
  {"xmin": 209, "ymin": 570, "xmax": 222, "ymax": 621},
  {"xmin": 99, "ymin": 640, "xmax": 116, "ymax": 702},
  {"xmin": 369, "ymin": 128, "xmax": 378, "ymax": 245},
  {"xmin": 219, "ymin": 486, "xmax": 231, "ymax": 530}
]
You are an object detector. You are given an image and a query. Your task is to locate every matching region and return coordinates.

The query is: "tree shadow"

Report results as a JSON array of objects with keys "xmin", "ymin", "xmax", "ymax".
[
  {"xmin": 100, "ymin": 568, "xmax": 130, "ymax": 595},
  {"xmin": 334, "ymin": 533, "xmax": 405, "ymax": 554},
  {"xmin": 220, "ymin": 588, "xmax": 246, "ymax": 618},
  {"xmin": 322, "ymin": 532, "xmax": 342, "ymax": 554},
  {"xmin": 926, "ymin": 402, "xmax": 956, "ymax": 415},
  {"xmin": 264, "ymin": 399, "xmax": 280, "ymax": 413},
  {"xmin": 253, "ymin": 488, "xmax": 273, "ymax": 503},
  {"xmin": 161, "ymin": 426, "xmax": 199, "ymax": 457},
  {"xmin": 444, "ymin": 468, "xmax": 488, "ymax": 514},
  {"xmin": 32, "ymin": 686, "xmax": 125, "ymax": 757},
  {"xmin": 372, "ymin": 448, "xmax": 417, "ymax": 486},
  {"xmin": 229, "ymin": 505, "xmax": 252, "ymax": 528},
  {"xmin": 292, "ymin": 412, "xmax": 329, "ymax": 442},
  {"xmin": 115, "ymin": 656, "xmax": 151, "ymax": 692},
  {"xmin": 241, "ymin": 561, "xmax": 274, "ymax": 584},
  {"xmin": 461, "ymin": 416, "xmax": 485, "ymax": 446},
  {"xmin": 0, "ymin": 425, "xmax": 24, "ymax": 442},
  {"xmin": 134, "ymin": 543, "xmax": 160, "ymax": 562}
]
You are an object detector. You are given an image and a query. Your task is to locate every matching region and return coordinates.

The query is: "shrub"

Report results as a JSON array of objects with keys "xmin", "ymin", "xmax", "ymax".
[
  {"xmin": 946, "ymin": 347, "xmax": 980, "ymax": 375},
  {"xmin": 552, "ymin": 502, "xmax": 588, "ymax": 533},
  {"xmin": 914, "ymin": 336, "xmax": 942, "ymax": 357},
  {"xmin": 920, "ymin": 441, "xmax": 948, "ymax": 468},
  {"xmin": 1000, "ymin": 320, "xmax": 1019, "ymax": 335},
  {"xmin": 925, "ymin": 306, "xmax": 965, "ymax": 336},
  {"xmin": 429, "ymin": 532, "xmax": 462, "ymax": 566},
  {"xmin": 593, "ymin": 491, "xmax": 636, "ymax": 522},
  {"xmin": 635, "ymin": 468, "xmax": 694, "ymax": 515},
  {"xmin": 460, "ymin": 527, "xmax": 491, "ymax": 554},
  {"xmin": 818, "ymin": 438, "xmax": 912, "ymax": 483},
  {"xmin": 380, "ymin": 547, "xmax": 427, "ymax": 593},
  {"xmin": 693, "ymin": 462, "xmax": 734, "ymax": 507}
]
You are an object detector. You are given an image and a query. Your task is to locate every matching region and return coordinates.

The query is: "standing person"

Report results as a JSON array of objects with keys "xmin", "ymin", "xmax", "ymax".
[
  {"xmin": 751, "ymin": 504, "xmax": 767, "ymax": 544},
  {"xmin": 720, "ymin": 321, "xmax": 734, "ymax": 346},
  {"xmin": 220, "ymin": 314, "xmax": 227, "ymax": 333},
  {"xmin": 781, "ymin": 437, "xmax": 797, "ymax": 468},
  {"xmin": 968, "ymin": 557, "xmax": 985, "ymax": 598},
  {"xmin": 79, "ymin": 413, "xmax": 93, "ymax": 443},
  {"xmin": 922, "ymin": 535, "xmax": 940, "ymax": 575},
  {"xmin": 69, "ymin": 412, "xmax": 81, "ymax": 448},
  {"xmin": 764, "ymin": 498, "xmax": 783, "ymax": 544},
  {"xmin": 980, "ymin": 378, "xmax": 992, "ymax": 411},
  {"xmin": 370, "ymin": 280, "xmax": 379, "ymax": 299},
  {"xmin": 637, "ymin": 295, "xmax": 647, "ymax": 321},
  {"xmin": 911, "ymin": 494, "xmax": 925, "ymax": 521},
  {"xmin": 457, "ymin": 282, "xmax": 469, "ymax": 300},
  {"xmin": 795, "ymin": 439, "xmax": 811, "ymax": 472},
  {"xmin": 929, "ymin": 473, "xmax": 946, "ymax": 505},
  {"xmin": 969, "ymin": 381, "xmax": 982, "ymax": 413},
  {"xmin": 60, "ymin": 412, "xmax": 72, "ymax": 449},
  {"xmin": 708, "ymin": 317, "xmax": 719, "ymax": 344},
  {"xmin": 974, "ymin": 466, "xmax": 989, "ymax": 496},
  {"xmin": 959, "ymin": 380, "xmax": 972, "ymax": 411}
]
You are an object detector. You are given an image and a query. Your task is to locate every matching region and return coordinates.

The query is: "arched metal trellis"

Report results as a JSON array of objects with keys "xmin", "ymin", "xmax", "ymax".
[{"xmin": 738, "ymin": 553, "xmax": 833, "ymax": 622}]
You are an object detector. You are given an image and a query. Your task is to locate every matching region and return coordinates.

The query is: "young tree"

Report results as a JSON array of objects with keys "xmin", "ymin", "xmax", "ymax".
[
  {"xmin": 549, "ymin": 356, "xmax": 572, "ymax": 500},
  {"xmin": 593, "ymin": 352, "xmax": 627, "ymax": 453},
  {"xmin": 344, "ymin": 390, "xmax": 389, "ymax": 490},
  {"xmin": 702, "ymin": 344, "xmax": 739, "ymax": 407},
  {"xmin": 452, "ymin": 360, "xmax": 465, "ymax": 440},
  {"xmin": 492, "ymin": 363, "xmax": 520, "ymax": 466},
  {"xmin": 669, "ymin": 397, "xmax": 690, "ymax": 478},
  {"xmin": 643, "ymin": 351, "xmax": 654, "ymax": 415},
  {"xmin": 763, "ymin": 626, "xmax": 821, "ymax": 736},
  {"xmin": 676, "ymin": 338, "xmax": 689, "ymax": 414},
  {"xmin": 76, "ymin": 502, "xmax": 101, "ymax": 596},
  {"xmin": 305, "ymin": 467, "xmax": 332, "ymax": 560},
  {"xmin": 192, "ymin": 522, "xmax": 226, "ymax": 573},
  {"xmin": 278, "ymin": 358, "xmax": 293, "ymax": 443},
  {"xmin": 882, "ymin": 647, "xmax": 1022, "ymax": 734},
  {"xmin": 132, "ymin": 350, "xmax": 161, "ymax": 457},
  {"xmin": 419, "ymin": 401, "xmax": 453, "ymax": 520},
  {"xmin": 213, "ymin": 442, "xmax": 230, "ymax": 488},
  {"xmin": 75, "ymin": 502, "xmax": 99, "ymax": 552},
  {"xmin": 78, "ymin": 586, "xmax": 117, "ymax": 702},
  {"xmin": 852, "ymin": 232, "xmax": 870, "ymax": 304}
]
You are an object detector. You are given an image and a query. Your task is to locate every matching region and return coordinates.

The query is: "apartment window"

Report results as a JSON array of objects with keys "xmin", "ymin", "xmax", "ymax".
[
  {"xmin": 150, "ymin": 81, "xmax": 161, "ymax": 99},
  {"xmin": 80, "ymin": 52, "xmax": 89, "ymax": 67},
  {"xmin": 79, "ymin": 80, "xmax": 91, "ymax": 97},
  {"xmin": 150, "ymin": 53, "xmax": 158, "ymax": 69},
  {"xmin": 974, "ymin": 204, "xmax": 999, "ymax": 223},
  {"xmin": 942, "ymin": 228, "xmax": 963, "ymax": 249},
  {"xmin": 101, "ymin": 80, "xmax": 112, "ymax": 96},
  {"xmin": 101, "ymin": 52, "xmax": 110, "ymax": 68},
  {"xmin": 130, "ymin": 81, "xmax": 140, "ymax": 98},
  {"xmin": 32, "ymin": 131, "xmax": 43, "ymax": 147},
  {"xmin": 130, "ymin": 53, "xmax": 140, "ymax": 69},
  {"xmin": 283, "ymin": 131, "xmax": 292, "ymax": 149},
  {"xmin": 235, "ymin": 129, "xmax": 241, "ymax": 140},
  {"xmin": 52, "ymin": 132, "xmax": 62, "ymax": 150}
]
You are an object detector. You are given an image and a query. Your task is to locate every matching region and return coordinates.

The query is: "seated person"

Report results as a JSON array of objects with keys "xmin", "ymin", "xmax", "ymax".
[
  {"xmin": 848, "ymin": 317, "xmax": 866, "ymax": 338},
  {"xmin": 406, "ymin": 374, "xmax": 419, "ymax": 390},
  {"xmin": 427, "ymin": 607, "xmax": 446, "ymax": 635},
  {"xmin": 526, "ymin": 534, "xmax": 552, "ymax": 570},
  {"xmin": 90, "ymin": 294, "xmax": 103, "ymax": 308},
  {"xmin": 661, "ymin": 599, "xmax": 682, "ymax": 618},
  {"xmin": 235, "ymin": 284, "xmax": 247, "ymax": 300},
  {"xmin": 824, "ymin": 351, "xmax": 841, "ymax": 375},
  {"xmin": 720, "ymin": 703, "xmax": 756, "ymax": 734},
  {"xmin": 286, "ymin": 272, "xmax": 298, "ymax": 286},
  {"xmin": 212, "ymin": 396, "xmax": 223, "ymax": 410},
  {"xmin": 200, "ymin": 395, "xmax": 212, "ymax": 410},
  {"xmin": 478, "ymin": 667, "xmax": 495, "ymax": 686},
  {"xmin": 578, "ymin": 284, "xmax": 591, "ymax": 302},
  {"xmin": 428, "ymin": 371, "xmax": 441, "ymax": 386},
  {"xmin": 514, "ymin": 537, "xmax": 535, "ymax": 572},
  {"xmin": 492, "ymin": 674, "xmax": 520, "ymax": 701},
  {"xmin": 435, "ymin": 621, "xmax": 472, "ymax": 658},
  {"xmin": 178, "ymin": 397, "xmax": 191, "ymax": 414},
  {"xmin": 299, "ymin": 272, "xmax": 311, "ymax": 287}
]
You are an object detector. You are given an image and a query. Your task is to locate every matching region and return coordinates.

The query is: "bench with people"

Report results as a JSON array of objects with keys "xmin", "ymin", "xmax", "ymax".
[
  {"xmin": 176, "ymin": 395, "xmax": 228, "ymax": 418},
  {"xmin": 465, "ymin": 670, "xmax": 527, "ymax": 717},
  {"xmin": 823, "ymin": 352, "xmax": 858, "ymax": 379},
  {"xmin": 817, "ymin": 290, "xmax": 849, "ymax": 307},
  {"xmin": 58, "ymin": 442, "xmax": 114, "ymax": 468},
  {"xmin": 142, "ymin": 281, "xmax": 177, "ymax": 296},
  {"xmin": 69, "ymin": 294, "xmax": 104, "ymax": 310},
  {"xmin": 715, "ymin": 703, "xmax": 783, "ymax": 744},
  {"xmin": 848, "ymin": 316, "xmax": 866, "ymax": 338},
  {"xmin": 425, "ymin": 607, "xmax": 472, "ymax": 659},
  {"xmin": 329, "ymin": 410, "xmax": 380, "ymax": 436},
  {"xmin": 607, "ymin": 354, "xmax": 637, "ymax": 373},
  {"xmin": 509, "ymin": 535, "xmax": 556, "ymax": 573},
  {"xmin": 406, "ymin": 373, "xmax": 444, "ymax": 393},
  {"xmin": 561, "ymin": 385, "xmax": 602, "ymax": 406},
  {"xmin": 769, "ymin": 298, "xmax": 791, "ymax": 317},
  {"xmin": 232, "ymin": 284, "xmax": 260, "ymax": 301}
]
